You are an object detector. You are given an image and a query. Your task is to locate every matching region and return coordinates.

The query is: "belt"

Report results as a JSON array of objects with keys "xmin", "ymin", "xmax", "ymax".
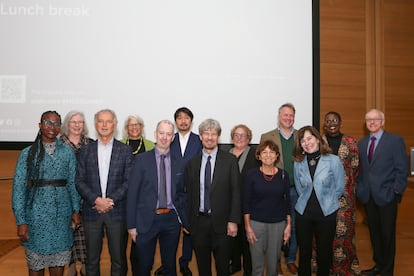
[
  {"xmin": 29, "ymin": 179, "xmax": 67, "ymax": 188},
  {"xmin": 198, "ymin": 211, "xmax": 211, "ymax": 217},
  {"xmin": 155, "ymin": 208, "xmax": 171, "ymax": 215}
]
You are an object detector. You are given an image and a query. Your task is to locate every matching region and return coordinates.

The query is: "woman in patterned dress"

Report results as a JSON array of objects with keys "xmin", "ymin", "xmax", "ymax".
[
  {"xmin": 323, "ymin": 111, "xmax": 360, "ymax": 275},
  {"xmin": 60, "ymin": 111, "xmax": 93, "ymax": 276},
  {"xmin": 12, "ymin": 110, "xmax": 81, "ymax": 276}
]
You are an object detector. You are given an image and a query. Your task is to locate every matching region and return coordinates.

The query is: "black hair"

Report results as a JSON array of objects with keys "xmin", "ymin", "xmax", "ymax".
[
  {"xmin": 26, "ymin": 111, "xmax": 61, "ymax": 181},
  {"xmin": 174, "ymin": 107, "xmax": 194, "ymax": 121}
]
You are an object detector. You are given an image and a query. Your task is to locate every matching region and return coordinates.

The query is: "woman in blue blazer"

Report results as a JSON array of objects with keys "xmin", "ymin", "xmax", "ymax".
[{"xmin": 293, "ymin": 126, "xmax": 344, "ymax": 276}]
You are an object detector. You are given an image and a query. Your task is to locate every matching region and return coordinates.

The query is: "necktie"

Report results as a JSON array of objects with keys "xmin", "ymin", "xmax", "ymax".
[
  {"xmin": 158, "ymin": 154, "xmax": 167, "ymax": 208},
  {"xmin": 204, "ymin": 156, "xmax": 212, "ymax": 212},
  {"xmin": 368, "ymin": 136, "xmax": 376, "ymax": 163}
]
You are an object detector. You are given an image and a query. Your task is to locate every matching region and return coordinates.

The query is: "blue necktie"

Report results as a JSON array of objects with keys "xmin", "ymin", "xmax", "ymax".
[
  {"xmin": 368, "ymin": 136, "xmax": 376, "ymax": 163},
  {"xmin": 158, "ymin": 154, "xmax": 167, "ymax": 208},
  {"xmin": 204, "ymin": 156, "xmax": 212, "ymax": 212}
]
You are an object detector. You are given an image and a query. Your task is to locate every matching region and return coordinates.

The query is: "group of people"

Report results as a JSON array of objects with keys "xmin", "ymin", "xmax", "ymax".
[{"xmin": 11, "ymin": 103, "xmax": 407, "ymax": 276}]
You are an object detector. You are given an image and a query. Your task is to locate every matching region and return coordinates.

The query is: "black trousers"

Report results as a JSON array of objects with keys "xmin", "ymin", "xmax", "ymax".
[
  {"xmin": 191, "ymin": 215, "xmax": 231, "ymax": 276},
  {"xmin": 365, "ymin": 196, "xmax": 398, "ymax": 276},
  {"xmin": 296, "ymin": 210, "xmax": 337, "ymax": 276}
]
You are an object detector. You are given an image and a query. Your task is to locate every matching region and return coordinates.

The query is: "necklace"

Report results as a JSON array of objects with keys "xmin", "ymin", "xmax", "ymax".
[
  {"xmin": 261, "ymin": 166, "xmax": 276, "ymax": 181},
  {"xmin": 127, "ymin": 137, "xmax": 143, "ymax": 155},
  {"xmin": 309, "ymin": 155, "xmax": 321, "ymax": 166},
  {"xmin": 43, "ymin": 141, "xmax": 56, "ymax": 156}
]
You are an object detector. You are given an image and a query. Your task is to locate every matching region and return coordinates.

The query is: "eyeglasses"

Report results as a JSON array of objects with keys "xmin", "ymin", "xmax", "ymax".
[
  {"xmin": 42, "ymin": 120, "xmax": 61, "ymax": 127},
  {"xmin": 69, "ymin": 121, "xmax": 84, "ymax": 125},
  {"xmin": 233, "ymin": 133, "xmax": 247, "ymax": 139},
  {"xmin": 325, "ymin": 118, "xmax": 339, "ymax": 124},
  {"xmin": 127, "ymin": 123, "xmax": 140, "ymax": 128}
]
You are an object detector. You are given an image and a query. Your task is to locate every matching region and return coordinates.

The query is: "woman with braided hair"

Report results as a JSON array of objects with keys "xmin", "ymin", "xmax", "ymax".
[{"xmin": 12, "ymin": 110, "xmax": 81, "ymax": 276}]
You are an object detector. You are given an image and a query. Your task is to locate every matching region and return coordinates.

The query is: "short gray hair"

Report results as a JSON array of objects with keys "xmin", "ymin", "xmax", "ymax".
[{"xmin": 199, "ymin": 118, "xmax": 221, "ymax": 136}]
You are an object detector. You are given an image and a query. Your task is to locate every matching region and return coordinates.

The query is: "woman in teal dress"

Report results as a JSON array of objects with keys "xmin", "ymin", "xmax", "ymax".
[{"xmin": 12, "ymin": 110, "xmax": 81, "ymax": 276}]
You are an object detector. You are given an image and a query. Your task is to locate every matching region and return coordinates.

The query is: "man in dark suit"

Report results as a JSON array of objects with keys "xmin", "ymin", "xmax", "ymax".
[
  {"xmin": 76, "ymin": 109, "xmax": 133, "ymax": 276},
  {"xmin": 185, "ymin": 118, "xmax": 241, "ymax": 276},
  {"xmin": 154, "ymin": 107, "xmax": 202, "ymax": 276},
  {"xmin": 127, "ymin": 120, "xmax": 189, "ymax": 276},
  {"xmin": 357, "ymin": 109, "xmax": 408, "ymax": 276}
]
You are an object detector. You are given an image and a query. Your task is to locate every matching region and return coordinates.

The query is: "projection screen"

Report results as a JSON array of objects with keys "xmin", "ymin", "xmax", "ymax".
[{"xmin": 0, "ymin": 0, "xmax": 318, "ymax": 147}]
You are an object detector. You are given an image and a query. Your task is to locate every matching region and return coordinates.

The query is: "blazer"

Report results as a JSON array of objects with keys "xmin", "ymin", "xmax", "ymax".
[
  {"xmin": 75, "ymin": 139, "xmax": 133, "ymax": 221},
  {"xmin": 126, "ymin": 149, "xmax": 188, "ymax": 233},
  {"xmin": 294, "ymin": 154, "xmax": 344, "ymax": 216},
  {"xmin": 185, "ymin": 149, "xmax": 241, "ymax": 235},
  {"xmin": 170, "ymin": 132, "xmax": 202, "ymax": 162},
  {"xmin": 357, "ymin": 131, "xmax": 408, "ymax": 206},
  {"xmin": 260, "ymin": 129, "xmax": 296, "ymax": 169}
]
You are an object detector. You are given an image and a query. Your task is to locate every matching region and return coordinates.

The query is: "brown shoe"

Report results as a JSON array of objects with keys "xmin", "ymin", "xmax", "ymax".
[
  {"xmin": 277, "ymin": 263, "xmax": 283, "ymax": 275},
  {"xmin": 287, "ymin": 263, "xmax": 298, "ymax": 274}
]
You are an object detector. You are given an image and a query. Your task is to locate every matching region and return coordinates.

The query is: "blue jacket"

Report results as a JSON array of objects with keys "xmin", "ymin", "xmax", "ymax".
[
  {"xmin": 170, "ymin": 132, "xmax": 202, "ymax": 162},
  {"xmin": 126, "ymin": 149, "xmax": 188, "ymax": 232},
  {"xmin": 294, "ymin": 154, "xmax": 344, "ymax": 216},
  {"xmin": 357, "ymin": 131, "xmax": 408, "ymax": 206}
]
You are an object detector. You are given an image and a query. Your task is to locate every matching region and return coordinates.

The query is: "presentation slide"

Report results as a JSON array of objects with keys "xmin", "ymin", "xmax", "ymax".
[{"xmin": 0, "ymin": 0, "xmax": 314, "ymax": 144}]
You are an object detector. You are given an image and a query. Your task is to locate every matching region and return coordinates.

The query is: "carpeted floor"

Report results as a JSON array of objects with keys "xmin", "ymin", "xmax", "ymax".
[{"xmin": 0, "ymin": 239, "xmax": 21, "ymax": 259}]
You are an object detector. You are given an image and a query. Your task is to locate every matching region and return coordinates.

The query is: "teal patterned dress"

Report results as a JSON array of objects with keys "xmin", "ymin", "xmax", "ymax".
[{"xmin": 12, "ymin": 139, "xmax": 80, "ymax": 255}]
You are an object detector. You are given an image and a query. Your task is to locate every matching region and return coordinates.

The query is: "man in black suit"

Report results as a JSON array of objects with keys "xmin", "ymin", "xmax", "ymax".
[
  {"xmin": 357, "ymin": 109, "xmax": 408, "ymax": 276},
  {"xmin": 185, "ymin": 118, "xmax": 241, "ymax": 276},
  {"xmin": 76, "ymin": 109, "xmax": 133, "ymax": 276}
]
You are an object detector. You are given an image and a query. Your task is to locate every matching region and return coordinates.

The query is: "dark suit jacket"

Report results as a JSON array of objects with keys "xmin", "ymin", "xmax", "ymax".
[
  {"xmin": 170, "ymin": 132, "xmax": 202, "ymax": 162},
  {"xmin": 185, "ymin": 149, "xmax": 241, "ymax": 235},
  {"xmin": 357, "ymin": 131, "xmax": 408, "ymax": 206},
  {"xmin": 126, "ymin": 149, "xmax": 188, "ymax": 233},
  {"xmin": 76, "ymin": 139, "xmax": 133, "ymax": 221}
]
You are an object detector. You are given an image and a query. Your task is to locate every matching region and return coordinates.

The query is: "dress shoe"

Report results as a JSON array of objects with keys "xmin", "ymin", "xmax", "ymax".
[
  {"xmin": 277, "ymin": 263, "xmax": 283, "ymax": 276},
  {"xmin": 229, "ymin": 265, "xmax": 241, "ymax": 275},
  {"xmin": 361, "ymin": 266, "xmax": 380, "ymax": 276},
  {"xmin": 180, "ymin": 266, "xmax": 192, "ymax": 276},
  {"xmin": 287, "ymin": 262, "xmax": 298, "ymax": 274},
  {"xmin": 154, "ymin": 266, "xmax": 163, "ymax": 276}
]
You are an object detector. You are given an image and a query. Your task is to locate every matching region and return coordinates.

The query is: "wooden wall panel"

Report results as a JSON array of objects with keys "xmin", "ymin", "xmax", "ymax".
[
  {"xmin": 319, "ymin": 0, "xmax": 369, "ymax": 141},
  {"xmin": 381, "ymin": 0, "xmax": 414, "ymax": 150}
]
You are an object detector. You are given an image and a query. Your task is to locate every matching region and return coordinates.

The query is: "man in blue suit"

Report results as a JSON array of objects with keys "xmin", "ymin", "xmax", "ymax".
[
  {"xmin": 127, "ymin": 120, "xmax": 189, "ymax": 276},
  {"xmin": 357, "ymin": 109, "xmax": 408, "ymax": 276},
  {"xmin": 76, "ymin": 109, "xmax": 133, "ymax": 276},
  {"xmin": 154, "ymin": 107, "xmax": 202, "ymax": 276}
]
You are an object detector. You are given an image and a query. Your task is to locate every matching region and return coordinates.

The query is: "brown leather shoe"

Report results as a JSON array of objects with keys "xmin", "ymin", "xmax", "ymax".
[
  {"xmin": 277, "ymin": 263, "xmax": 283, "ymax": 275},
  {"xmin": 287, "ymin": 262, "xmax": 298, "ymax": 274}
]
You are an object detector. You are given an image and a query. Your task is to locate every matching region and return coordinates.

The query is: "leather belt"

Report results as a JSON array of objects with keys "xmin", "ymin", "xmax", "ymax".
[
  {"xmin": 29, "ymin": 179, "xmax": 67, "ymax": 188},
  {"xmin": 155, "ymin": 208, "xmax": 171, "ymax": 215},
  {"xmin": 198, "ymin": 211, "xmax": 211, "ymax": 217}
]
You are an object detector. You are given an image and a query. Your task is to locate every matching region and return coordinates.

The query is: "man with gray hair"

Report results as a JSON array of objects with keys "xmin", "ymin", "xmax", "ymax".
[
  {"xmin": 357, "ymin": 109, "xmax": 408, "ymax": 276},
  {"xmin": 185, "ymin": 118, "xmax": 241, "ymax": 276},
  {"xmin": 76, "ymin": 109, "xmax": 133, "ymax": 276}
]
